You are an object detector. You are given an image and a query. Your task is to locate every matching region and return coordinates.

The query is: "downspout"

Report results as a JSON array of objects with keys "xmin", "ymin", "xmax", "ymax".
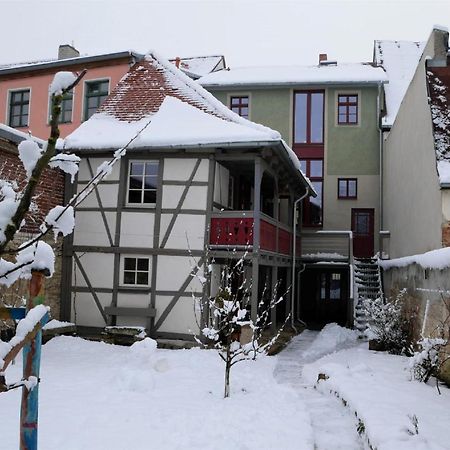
[
  {"xmin": 291, "ymin": 189, "xmax": 310, "ymax": 329},
  {"xmin": 296, "ymin": 263, "xmax": 307, "ymax": 325},
  {"xmin": 377, "ymin": 82, "xmax": 384, "ymax": 253}
]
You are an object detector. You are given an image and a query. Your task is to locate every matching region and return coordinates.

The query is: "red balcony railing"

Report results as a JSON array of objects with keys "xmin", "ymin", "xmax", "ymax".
[
  {"xmin": 278, "ymin": 228, "xmax": 292, "ymax": 255},
  {"xmin": 210, "ymin": 217, "xmax": 253, "ymax": 246},
  {"xmin": 210, "ymin": 214, "xmax": 296, "ymax": 256},
  {"xmin": 260, "ymin": 219, "xmax": 277, "ymax": 252}
]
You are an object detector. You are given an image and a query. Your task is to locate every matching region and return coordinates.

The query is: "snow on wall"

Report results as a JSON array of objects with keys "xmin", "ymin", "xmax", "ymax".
[
  {"xmin": 427, "ymin": 69, "xmax": 450, "ymax": 184},
  {"xmin": 380, "ymin": 247, "xmax": 450, "ymax": 270}
]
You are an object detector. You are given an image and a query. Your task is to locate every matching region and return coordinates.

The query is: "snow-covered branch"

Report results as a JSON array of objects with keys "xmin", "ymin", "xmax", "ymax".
[{"xmin": 0, "ymin": 69, "xmax": 157, "ymax": 286}]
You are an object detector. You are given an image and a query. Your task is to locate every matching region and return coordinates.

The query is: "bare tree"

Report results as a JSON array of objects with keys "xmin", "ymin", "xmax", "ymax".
[{"xmin": 194, "ymin": 256, "xmax": 290, "ymax": 398}]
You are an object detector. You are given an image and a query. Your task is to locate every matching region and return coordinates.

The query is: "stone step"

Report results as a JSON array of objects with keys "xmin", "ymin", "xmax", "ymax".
[
  {"xmin": 354, "ymin": 263, "xmax": 378, "ymax": 268},
  {"xmin": 354, "ymin": 270, "xmax": 378, "ymax": 276},
  {"xmin": 356, "ymin": 282, "xmax": 380, "ymax": 289}
]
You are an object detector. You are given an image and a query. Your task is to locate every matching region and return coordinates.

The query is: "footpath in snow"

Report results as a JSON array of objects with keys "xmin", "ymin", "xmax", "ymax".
[
  {"xmin": 285, "ymin": 324, "xmax": 450, "ymax": 450},
  {"xmin": 274, "ymin": 328, "xmax": 365, "ymax": 450}
]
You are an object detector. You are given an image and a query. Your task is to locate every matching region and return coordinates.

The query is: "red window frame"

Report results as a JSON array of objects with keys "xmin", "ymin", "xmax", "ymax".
[
  {"xmin": 230, "ymin": 96, "xmax": 249, "ymax": 118},
  {"xmin": 337, "ymin": 94, "xmax": 358, "ymax": 125},
  {"xmin": 338, "ymin": 178, "xmax": 357, "ymax": 199},
  {"xmin": 300, "ymin": 159, "xmax": 323, "ymax": 227},
  {"xmin": 293, "ymin": 90, "xmax": 325, "ymax": 158}
]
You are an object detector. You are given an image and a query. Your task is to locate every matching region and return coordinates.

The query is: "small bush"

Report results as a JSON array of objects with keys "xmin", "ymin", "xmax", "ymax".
[
  {"xmin": 410, "ymin": 337, "xmax": 446, "ymax": 383},
  {"xmin": 364, "ymin": 293, "xmax": 412, "ymax": 355}
]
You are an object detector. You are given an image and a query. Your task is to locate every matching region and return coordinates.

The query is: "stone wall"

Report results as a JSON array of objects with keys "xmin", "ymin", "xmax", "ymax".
[
  {"xmin": 383, "ymin": 264, "xmax": 450, "ymax": 383},
  {"xmin": 0, "ymin": 146, "xmax": 64, "ymax": 233},
  {"xmin": 0, "ymin": 232, "xmax": 63, "ymax": 320},
  {"xmin": 442, "ymin": 221, "xmax": 450, "ymax": 247},
  {"xmin": 0, "ymin": 141, "xmax": 65, "ymax": 324}
]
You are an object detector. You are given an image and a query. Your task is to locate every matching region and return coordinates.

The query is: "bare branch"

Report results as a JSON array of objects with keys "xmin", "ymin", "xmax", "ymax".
[{"xmin": 0, "ymin": 70, "xmax": 87, "ymax": 254}]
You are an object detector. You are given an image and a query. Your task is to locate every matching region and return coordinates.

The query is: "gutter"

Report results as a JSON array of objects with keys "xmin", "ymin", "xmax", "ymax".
[
  {"xmin": 0, "ymin": 126, "xmax": 44, "ymax": 146},
  {"xmin": 0, "ymin": 51, "xmax": 143, "ymax": 76},
  {"xmin": 200, "ymin": 80, "xmax": 388, "ymax": 91},
  {"xmin": 65, "ymin": 139, "xmax": 314, "ymax": 194},
  {"xmin": 377, "ymin": 82, "xmax": 384, "ymax": 249}
]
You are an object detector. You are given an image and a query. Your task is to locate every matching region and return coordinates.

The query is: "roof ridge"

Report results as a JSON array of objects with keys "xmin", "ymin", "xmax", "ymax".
[{"xmin": 145, "ymin": 51, "xmax": 279, "ymax": 138}]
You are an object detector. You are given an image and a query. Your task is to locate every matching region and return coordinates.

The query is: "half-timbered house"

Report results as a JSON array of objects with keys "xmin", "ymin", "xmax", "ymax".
[{"xmin": 60, "ymin": 53, "xmax": 313, "ymax": 340}]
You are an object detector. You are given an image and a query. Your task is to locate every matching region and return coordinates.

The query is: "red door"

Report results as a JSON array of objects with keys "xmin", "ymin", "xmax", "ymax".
[{"xmin": 351, "ymin": 209, "xmax": 374, "ymax": 258}]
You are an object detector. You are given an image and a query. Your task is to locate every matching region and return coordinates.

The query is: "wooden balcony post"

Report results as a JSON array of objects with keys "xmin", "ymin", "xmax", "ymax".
[
  {"xmin": 251, "ymin": 158, "xmax": 262, "ymax": 321},
  {"xmin": 270, "ymin": 266, "xmax": 277, "ymax": 332}
]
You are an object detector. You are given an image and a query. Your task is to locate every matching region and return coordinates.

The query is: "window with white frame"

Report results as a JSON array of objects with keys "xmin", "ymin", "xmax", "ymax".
[
  {"xmin": 127, "ymin": 161, "xmax": 159, "ymax": 205},
  {"xmin": 123, "ymin": 257, "xmax": 150, "ymax": 286}
]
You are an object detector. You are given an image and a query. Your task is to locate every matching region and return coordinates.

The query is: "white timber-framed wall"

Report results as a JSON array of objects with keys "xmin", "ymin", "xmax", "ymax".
[
  {"xmin": 64, "ymin": 151, "xmax": 212, "ymax": 340},
  {"xmin": 60, "ymin": 144, "xmax": 308, "ymax": 339}
]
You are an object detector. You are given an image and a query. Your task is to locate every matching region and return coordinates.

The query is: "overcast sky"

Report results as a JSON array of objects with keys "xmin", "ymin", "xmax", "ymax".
[{"xmin": 1, "ymin": 0, "xmax": 449, "ymax": 68}]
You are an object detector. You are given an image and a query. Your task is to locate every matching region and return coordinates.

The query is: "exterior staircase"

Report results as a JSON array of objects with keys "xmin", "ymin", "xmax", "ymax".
[{"xmin": 353, "ymin": 257, "xmax": 383, "ymax": 337}]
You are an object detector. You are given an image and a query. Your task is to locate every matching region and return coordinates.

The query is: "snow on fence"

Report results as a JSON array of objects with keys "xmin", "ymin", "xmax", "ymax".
[{"xmin": 382, "ymin": 252, "xmax": 450, "ymax": 385}]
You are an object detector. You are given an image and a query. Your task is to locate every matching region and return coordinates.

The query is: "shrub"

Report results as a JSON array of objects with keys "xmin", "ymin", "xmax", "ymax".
[
  {"xmin": 410, "ymin": 337, "xmax": 446, "ymax": 383},
  {"xmin": 364, "ymin": 292, "xmax": 412, "ymax": 355}
]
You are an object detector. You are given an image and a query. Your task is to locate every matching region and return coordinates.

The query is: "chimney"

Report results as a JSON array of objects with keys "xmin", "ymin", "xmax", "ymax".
[
  {"xmin": 319, "ymin": 53, "xmax": 328, "ymax": 64},
  {"xmin": 431, "ymin": 26, "xmax": 449, "ymax": 67},
  {"xmin": 175, "ymin": 57, "xmax": 181, "ymax": 68},
  {"xmin": 58, "ymin": 44, "xmax": 80, "ymax": 60}
]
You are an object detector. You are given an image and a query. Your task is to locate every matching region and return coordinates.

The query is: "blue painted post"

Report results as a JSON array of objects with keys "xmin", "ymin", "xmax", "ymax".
[{"xmin": 20, "ymin": 270, "xmax": 47, "ymax": 450}]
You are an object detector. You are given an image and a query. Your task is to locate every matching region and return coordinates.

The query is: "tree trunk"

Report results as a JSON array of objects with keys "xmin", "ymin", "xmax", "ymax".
[{"xmin": 224, "ymin": 343, "xmax": 231, "ymax": 398}]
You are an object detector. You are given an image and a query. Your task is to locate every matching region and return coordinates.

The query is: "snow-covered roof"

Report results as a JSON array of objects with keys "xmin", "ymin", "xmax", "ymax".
[
  {"xmin": 374, "ymin": 40, "xmax": 425, "ymax": 128},
  {"xmin": 0, "ymin": 123, "xmax": 44, "ymax": 147},
  {"xmin": 62, "ymin": 52, "xmax": 312, "ymax": 191},
  {"xmin": 169, "ymin": 55, "xmax": 226, "ymax": 79},
  {"xmin": 198, "ymin": 63, "xmax": 387, "ymax": 88},
  {"xmin": 0, "ymin": 51, "xmax": 142, "ymax": 76},
  {"xmin": 427, "ymin": 66, "xmax": 450, "ymax": 185}
]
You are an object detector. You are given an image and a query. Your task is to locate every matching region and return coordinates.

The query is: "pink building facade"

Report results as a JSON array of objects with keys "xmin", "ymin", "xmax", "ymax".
[{"xmin": 0, "ymin": 47, "xmax": 141, "ymax": 139}]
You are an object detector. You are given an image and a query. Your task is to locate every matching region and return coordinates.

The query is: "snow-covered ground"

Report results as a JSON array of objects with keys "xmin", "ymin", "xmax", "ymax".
[
  {"xmin": 1, "ymin": 326, "xmax": 449, "ymax": 450},
  {"xmin": 0, "ymin": 336, "xmax": 313, "ymax": 450},
  {"xmin": 302, "ymin": 334, "xmax": 450, "ymax": 450}
]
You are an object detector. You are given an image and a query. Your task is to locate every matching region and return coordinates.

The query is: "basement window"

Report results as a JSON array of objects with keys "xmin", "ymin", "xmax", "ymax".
[{"xmin": 123, "ymin": 257, "xmax": 150, "ymax": 286}]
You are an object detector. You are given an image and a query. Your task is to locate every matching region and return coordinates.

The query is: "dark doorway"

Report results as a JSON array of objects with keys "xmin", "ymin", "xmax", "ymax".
[
  {"xmin": 351, "ymin": 208, "xmax": 374, "ymax": 258},
  {"xmin": 300, "ymin": 267, "xmax": 349, "ymax": 327}
]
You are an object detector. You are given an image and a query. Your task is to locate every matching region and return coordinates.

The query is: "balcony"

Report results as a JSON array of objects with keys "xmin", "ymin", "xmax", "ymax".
[
  {"xmin": 209, "ymin": 212, "xmax": 294, "ymax": 256},
  {"xmin": 300, "ymin": 231, "xmax": 353, "ymax": 262}
]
